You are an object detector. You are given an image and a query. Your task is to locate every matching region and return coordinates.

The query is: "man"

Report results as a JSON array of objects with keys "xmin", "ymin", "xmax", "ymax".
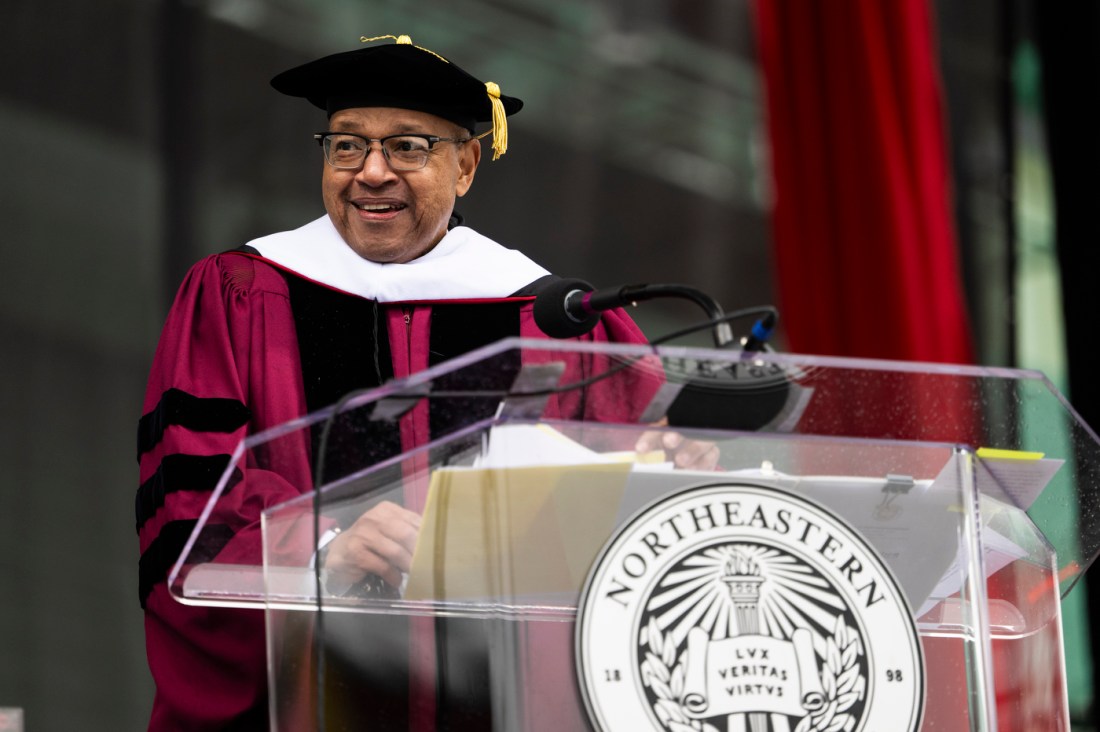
[{"xmin": 137, "ymin": 35, "xmax": 711, "ymax": 731}]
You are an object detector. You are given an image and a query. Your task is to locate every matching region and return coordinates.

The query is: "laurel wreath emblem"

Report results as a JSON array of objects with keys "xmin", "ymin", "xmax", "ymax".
[
  {"xmin": 793, "ymin": 615, "xmax": 866, "ymax": 732},
  {"xmin": 640, "ymin": 616, "xmax": 719, "ymax": 732},
  {"xmin": 639, "ymin": 615, "xmax": 865, "ymax": 732}
]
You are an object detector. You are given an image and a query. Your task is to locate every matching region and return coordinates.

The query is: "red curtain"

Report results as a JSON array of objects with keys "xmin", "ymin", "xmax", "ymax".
[
  {"xmin": 752, "ymin": 9, "xmax": 1008, "ymax": 731},
  {"xmin": 753, "ymin": 0, "xmax": 973, "ymax": 364}
]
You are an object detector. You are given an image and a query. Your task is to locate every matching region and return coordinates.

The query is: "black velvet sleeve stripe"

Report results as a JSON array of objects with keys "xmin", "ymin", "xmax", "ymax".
[
  {"xmin": 138, "ymin": 520, "xmax": 237, "ymax": 609},
  {"xmin": 135, "ymin": 454, "xmax": 242, "ymax": 532},
  {"xmin": 137, "ymin": 388, "xmax": 251, "ymax": 459}
]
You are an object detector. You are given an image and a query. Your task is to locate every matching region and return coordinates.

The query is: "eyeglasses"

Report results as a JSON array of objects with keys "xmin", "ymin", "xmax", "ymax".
[{"xmin": 314, "ymin": 132, "xmax": 479, "ymax": 171}]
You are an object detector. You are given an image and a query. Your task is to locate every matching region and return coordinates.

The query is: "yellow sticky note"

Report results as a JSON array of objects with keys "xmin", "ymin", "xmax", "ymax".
[{"xmin": 976, "ymin": 447, "xmax": 1045, "ymax": 461}]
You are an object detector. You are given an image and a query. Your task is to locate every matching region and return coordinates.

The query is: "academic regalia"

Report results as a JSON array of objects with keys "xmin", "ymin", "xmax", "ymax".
[{"xmin": 136, "ymin": 215, "xmax": 660, "ymax": 730}]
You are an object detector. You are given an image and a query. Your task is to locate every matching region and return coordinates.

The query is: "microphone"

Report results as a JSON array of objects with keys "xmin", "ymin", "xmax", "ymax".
[{"xmin": 532, "ymin": 278, "xmax": 601, "ymax": 338}]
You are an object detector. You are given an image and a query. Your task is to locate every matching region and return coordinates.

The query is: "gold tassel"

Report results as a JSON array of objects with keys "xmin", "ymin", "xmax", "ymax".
[
  {"xmin": 360, "ymin": 34, "xmax": 449, "ymax": 63},
  {"xmin": 485, "ymin": 81, "xmax": 508, "ymax": 160}
]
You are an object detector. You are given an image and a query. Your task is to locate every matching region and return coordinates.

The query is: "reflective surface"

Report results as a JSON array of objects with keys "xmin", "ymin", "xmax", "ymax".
[{"xmin": 169, "ymin": 340, "xmax": 1084, "ymax": 730}]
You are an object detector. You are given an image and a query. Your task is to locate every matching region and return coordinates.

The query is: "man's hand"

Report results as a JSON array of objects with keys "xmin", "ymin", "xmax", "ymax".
[
  {"xmin": 321, "ymin": 500, "xmax": 421, "ymax": 589},
  {"xmin": 635, "ymin": 429, "xmax": 721, "ymax": 471}
]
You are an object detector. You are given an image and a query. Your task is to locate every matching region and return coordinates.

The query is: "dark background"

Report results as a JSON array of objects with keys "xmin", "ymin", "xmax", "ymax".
[{"xmin": 2, "ymin": 0, "xmax": 1093, "ymax": 729}]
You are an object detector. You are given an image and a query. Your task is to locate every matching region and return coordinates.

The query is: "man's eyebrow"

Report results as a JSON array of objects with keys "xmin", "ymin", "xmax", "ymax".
[{"xmin": 388, "ymin": 122, "xmax": 433, "ymax": 133}]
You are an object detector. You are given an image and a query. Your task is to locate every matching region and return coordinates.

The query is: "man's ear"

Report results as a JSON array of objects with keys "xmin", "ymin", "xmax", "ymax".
[{"xmin": 455, "ymin": 138, "xmax": 482, "ymax": 197}]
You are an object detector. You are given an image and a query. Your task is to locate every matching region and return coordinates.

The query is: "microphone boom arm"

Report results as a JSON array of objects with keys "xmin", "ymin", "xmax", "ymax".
[{"xmin": 587, "ymin": 284, "xmax": 735, "ymax": 347}]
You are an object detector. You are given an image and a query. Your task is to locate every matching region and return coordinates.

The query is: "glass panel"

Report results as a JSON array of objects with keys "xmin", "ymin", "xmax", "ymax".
[{"xmin": 162, "ymin": 339, "xmax": 1088, "ymax": 730}]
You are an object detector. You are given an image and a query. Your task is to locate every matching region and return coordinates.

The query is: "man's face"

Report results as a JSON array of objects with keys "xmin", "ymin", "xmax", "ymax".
[{"xmin": 322, "ymin": 107, "xmax": 481, "ymax": 263}]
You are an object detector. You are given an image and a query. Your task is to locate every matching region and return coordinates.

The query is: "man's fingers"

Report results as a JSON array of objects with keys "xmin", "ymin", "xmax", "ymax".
[
  {"xmin": 636, "ymin": 430, "xmax": 718, "ymax": 470},
  {"xmin": 634, "ymin": 430, "xmax": 661, "ymax": 453},
  {"xmin": 344, "ymin": 529, "xmax": 416, "ymax": 574},
  {"xmin": 323, "ymin": 500, "xmax": 422, "ymax": 587},
  {"xmin": 636, "ymin": 430, "xmax": 682, "ymax": 454},
  {"xmin": 662, "ymin": 431, "xmax": 684, "ymax": 450},
  {"xmin": 671, "ymin": 439, "xmax": 721, "ymax": 470}
]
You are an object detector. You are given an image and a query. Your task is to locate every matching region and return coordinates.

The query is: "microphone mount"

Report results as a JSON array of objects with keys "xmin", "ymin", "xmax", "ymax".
[
  {"xmin": 535, "ymin": 279, "xmax": 736, "ymax": 347},
  {"xmin": 573, "ymin": 284, "xmax": 734, "ymax": 347}
]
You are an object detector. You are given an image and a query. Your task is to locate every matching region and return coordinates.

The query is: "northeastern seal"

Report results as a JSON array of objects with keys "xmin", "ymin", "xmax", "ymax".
[{"xmin": 576, "ymin": 482, "xmax": 924, "ymax": 732}]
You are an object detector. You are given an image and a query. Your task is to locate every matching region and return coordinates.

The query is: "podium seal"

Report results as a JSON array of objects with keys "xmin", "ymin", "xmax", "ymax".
[{"xmin": 576, "ymin": 482, "xmax": 924, "ymax": 732}]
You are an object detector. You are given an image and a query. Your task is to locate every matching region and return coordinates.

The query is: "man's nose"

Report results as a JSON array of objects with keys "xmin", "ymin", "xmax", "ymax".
[{"xmin": 355, "ymin": 144, "xmax": 398, "ymax": 184}]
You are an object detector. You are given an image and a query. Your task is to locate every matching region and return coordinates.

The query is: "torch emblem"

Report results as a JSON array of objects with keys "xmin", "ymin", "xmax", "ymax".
[{"xmin": 577, "ymin": 483, "xmax": 923, "ymax": 732}]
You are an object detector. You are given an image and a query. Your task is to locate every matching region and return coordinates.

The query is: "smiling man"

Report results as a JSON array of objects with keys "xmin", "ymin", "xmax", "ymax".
[
  {"xmin": 135, "ymin": 35, "xmax": 668, "ymax": 731},
  {"xmin": 318, "ymin": 107, "xmax": 481, "ymax": 263}
]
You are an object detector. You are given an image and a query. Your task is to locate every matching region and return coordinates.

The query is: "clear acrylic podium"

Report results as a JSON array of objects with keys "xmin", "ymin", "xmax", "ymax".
[{"xmin": 167, "ymin": 338, "xmax": 1100, "ymax": 731}]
